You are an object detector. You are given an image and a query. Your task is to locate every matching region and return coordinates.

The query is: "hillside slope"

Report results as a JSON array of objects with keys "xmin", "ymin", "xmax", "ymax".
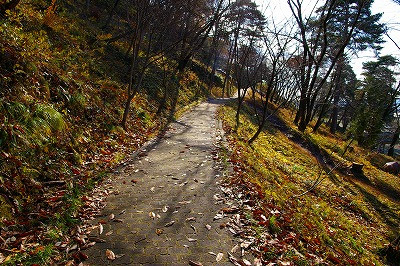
[
  {"xmin": 0, "ymin": 1, "xmax": 220, "ymax": 264},
  {"xmin": 218, "ymin": 100, "xmax": 400, "ymax": 265}
]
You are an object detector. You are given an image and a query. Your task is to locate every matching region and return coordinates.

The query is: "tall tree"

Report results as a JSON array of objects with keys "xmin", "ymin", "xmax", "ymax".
[
  {"xmin": 288, "ymin": 0, "xmax": 383, "ymax": 132},
  {"xmin": 350, "ymin": 55, "xmax": 399, "ymax": 147}
]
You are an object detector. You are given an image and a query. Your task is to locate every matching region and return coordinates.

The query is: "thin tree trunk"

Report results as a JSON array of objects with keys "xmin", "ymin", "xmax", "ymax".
[{"xmin": 388, "ymin": 127, "xmax": 400, "ymax": 157}]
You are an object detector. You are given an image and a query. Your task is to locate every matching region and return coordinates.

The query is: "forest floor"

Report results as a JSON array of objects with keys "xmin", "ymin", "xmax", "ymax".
[{"xmin": 82, "ymin": 99, "xmax": 244, "ymax": 265}]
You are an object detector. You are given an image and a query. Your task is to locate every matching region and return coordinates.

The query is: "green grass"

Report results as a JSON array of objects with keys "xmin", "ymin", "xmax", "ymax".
[{"xmin": 218, "ymin": 101, "xmax": 399, "ymax": 264}]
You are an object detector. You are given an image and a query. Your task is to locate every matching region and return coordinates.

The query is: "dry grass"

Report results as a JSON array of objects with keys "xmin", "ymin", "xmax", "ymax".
[{"xmin": 218, "ymin": 101, "xmax": 400, "ymax": 264}]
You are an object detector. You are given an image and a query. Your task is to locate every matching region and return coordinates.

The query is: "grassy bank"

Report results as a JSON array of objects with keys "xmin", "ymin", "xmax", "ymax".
[{"xmin": 218, "ymin": 101, "xmax": 399, "ymax": 265}]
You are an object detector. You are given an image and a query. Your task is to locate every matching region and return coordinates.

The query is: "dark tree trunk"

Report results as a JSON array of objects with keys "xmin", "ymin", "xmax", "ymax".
[
  {"xmin": 388, "ymin": 127, "xmax": 400, "ymax": 157},
  {"xmin": 122, "ymin": 94, "xmax": 135, "ymax": 130},
  {"xmin": 329, "ymin": 92, "xmax": 340, "ymax": 133}
]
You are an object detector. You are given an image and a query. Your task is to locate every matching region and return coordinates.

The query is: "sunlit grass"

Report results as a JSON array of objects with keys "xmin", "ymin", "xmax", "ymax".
[{"xmin": 219, "ymin": 102, "xmax": 398, "ymax": 264}]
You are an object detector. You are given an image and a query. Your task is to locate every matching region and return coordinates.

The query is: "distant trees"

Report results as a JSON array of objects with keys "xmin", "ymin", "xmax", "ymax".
[
  {"xmin": 100, "ymin": 0, "xmax": 398, "ymax": 152},
  {"xmin": 350, "ymin": 55, "xmax": 399, "ymax": 148},
  {"xmin": 288, "ymin": 0, "xmax": 384, "ymax": 132},
  {"xmin": 117, "ymin": 0, "xmax": 228, "ymax": 129},
  {"xmin": 247, "ymin": 21, "xmax": 295, "ymax": 144}
]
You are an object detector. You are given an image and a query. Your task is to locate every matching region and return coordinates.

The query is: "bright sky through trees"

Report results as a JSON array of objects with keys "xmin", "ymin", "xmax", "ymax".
[{"xmin": 255, "ymin": 0, "xmax": 400, "ymax": 77}]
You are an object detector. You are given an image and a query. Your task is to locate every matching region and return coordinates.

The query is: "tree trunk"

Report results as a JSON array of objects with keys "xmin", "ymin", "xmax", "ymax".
[
  {"xmin": 388, "ymin": 127, "xmax": 400, "ymax": 157},
  {"xmin": 329, "ymin": 92, "xmax": 340, "ymax": 134},
  {"xmin": 235, "ymin": 94, "xmax": 243, "ymax": 131},
  {"xmin": 122, "ymin": 94, "xmax": 135, "ymax": 130}
]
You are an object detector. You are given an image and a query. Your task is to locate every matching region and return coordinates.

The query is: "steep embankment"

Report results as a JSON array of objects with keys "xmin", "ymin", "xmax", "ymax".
[
  {"xmin": 218, "ymin": 100, "xmax": 400, "ymax": 265},
  {"xmin": 0, "ymin": 1, "xmax": 220, "ymax": 264}
]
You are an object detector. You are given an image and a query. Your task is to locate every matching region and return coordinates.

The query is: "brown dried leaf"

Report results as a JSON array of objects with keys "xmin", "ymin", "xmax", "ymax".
[
  {"xmin": 189, "ymin": 260, "xmax": 203, "ymax": 266},
  {"xmin": 190, "ymin": 225, "xmax": 197, "ymax": 233},
  {"xmin": 98, "ymin": 224, "xmax": 103, "ymax": 235},
  {"xmin": 106, "ymin": 249, "xmax": 115, "ymax": 260},
  {"xmin": 164, "ymin": 221, "xmax": 175, "ymax": 227},
  {"xmin": 243, "ymin": 258, "xmax": 251, "ymax": 266},
  {"xmin": 231, "ymin": 244, "xmax": 239, "ymax": 253},
  {"xmin": 213, "ymin": 213, "xmax": 223, "ymax": 220},
  {"xmin": 254, "ymin": 258, "xmax": 262, "ymax": 266},
  {"xmin": 227, "ymin": 252, "xmax": 242, "ymax": 266}
]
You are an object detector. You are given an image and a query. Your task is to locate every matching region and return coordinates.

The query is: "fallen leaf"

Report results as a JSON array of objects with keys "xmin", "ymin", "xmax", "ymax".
[
  {"xmin": 190, "ymin": 225, "xmax": 197, "ymax": 233},
  {"xmin": 162, "ymin": 206, "xmax": 169, "ymax": 212},
  {"xmin": 119, "ymin": 209, "xmax": 126, "ymax": 215},
  {"xmin": 116, "ymin": 254, "xmax": 125, "ymax": 259},
  {"xmin": 240, "ymin": 241, "xmax": 253, "ymax": 249},
  {"xmin": 254, "ymin": 258, "xmax": 262, "ymax": 266},
  {"xmin": 189, "ymin": 260, "xmax": 203, "ymax": 266},
  {"xmin": 186, "ymin": 217, "xmax": 196, "ymax": 222},
  {"xmin": 106, "ymin": 249, "xmax": 115, "ymax": 260},
  {"xmin": 156, "ymin": 229, "xmax": 163, "ymax": 235},
  {"xmin": 216, "ymin": 253, "xmax": 224, "ymax": 262},
  {"xmin": 187, "ymin": 237, "xmax": 197, "ymax": 242},
  {"xmin": 150, "ymin": 187, "xmax": 155, "ymax": 192},
  {"xmin": 208, "ymin": 252, "xmax": 217, "ymax": 256},
  {"xmin": 213, "ymin": 213, "xmax": 224, "ymax": 220},
  {"xmin": 88, "ymin": 237, "xmax": 106, "ymax": 243},
  {"xmin": 222, "ymin": 206, "xmax": 239, "ymax": 214},
  {"xmin": 109, "ymin": 214, "xmax": 115, "ymax": 220},
  {"xmin": 164, "ymin": 221, "xmax": 175, "ymax": 227},
  {"xmin": 149, "ymin": 212, "xmax": 156, "ymax": 219},
  {"xmin": 243, "ymin": 259, "xmax": 251, "ymax": 266},
  {"xmin": 98, "ymin": 224, "xmax": 103, "ymax": 235},
  {"xmin": 227, "ymin": 252, "xmax": 241, "ymax": 266},
  {"xmin": 231, "ymin": 244, "xmax": 239, "ymax": 253},
  {"xmin": 205, "ymin": 224, "xmax": 212, "ymax": 230}
]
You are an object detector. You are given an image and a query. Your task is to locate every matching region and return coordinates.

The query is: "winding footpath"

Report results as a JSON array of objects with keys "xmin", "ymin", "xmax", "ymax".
[{"xmin": 85, "ymin": 99, "xmax": 236, "ymax": 265}]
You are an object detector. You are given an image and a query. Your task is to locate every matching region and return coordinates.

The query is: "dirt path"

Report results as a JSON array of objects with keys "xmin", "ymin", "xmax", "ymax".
[{"xmin": 84, "ymin": 99, "xmax": 236, "ymax": 265}]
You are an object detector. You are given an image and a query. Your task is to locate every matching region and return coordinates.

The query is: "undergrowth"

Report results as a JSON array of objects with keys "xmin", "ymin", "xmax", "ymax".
[{"xmin": 219, "ymin": 101, "xmax": 399, "ymax": 265}]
